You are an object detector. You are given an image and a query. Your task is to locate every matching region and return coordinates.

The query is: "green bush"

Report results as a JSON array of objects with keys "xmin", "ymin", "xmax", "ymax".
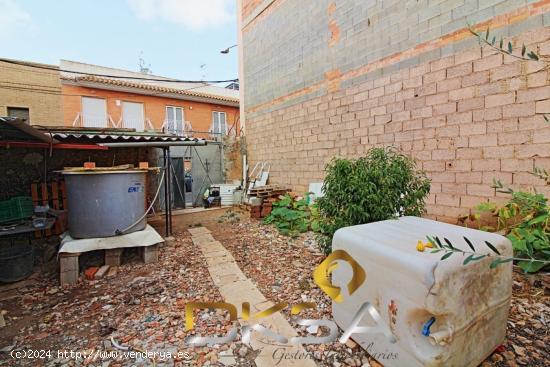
[
  {"xmin": 263, "ymin": 194, "xmax": 319, "ymax": 237},
  {"xmin": 476, "ymin": 189, "xmax": 550, "ymax": 273},
  {"xmin": 316, "ymin": 147, "xmax": 431, "ymax": 254}
]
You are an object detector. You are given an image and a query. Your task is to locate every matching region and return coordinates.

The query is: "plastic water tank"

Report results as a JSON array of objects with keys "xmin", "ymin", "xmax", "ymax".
[
  {"xmin": 63, "ymin": 170, "xmax": 147, "ymax": 238},
  {"xmin": 331, "ymin": 216, "xmax": 512, "ymax": 367}
]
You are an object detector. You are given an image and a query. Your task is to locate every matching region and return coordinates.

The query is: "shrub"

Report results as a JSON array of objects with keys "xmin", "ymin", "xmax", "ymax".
[
  {"xmin": 263, "ymin": 194, "xmax": 320, "ymax": 237},
  {"xmin": 316, "ymin": 147, "xmax": 431, "ymax": 254},
  {"xmin": 476, "ymin": 187, "xmax": 550, "ymax": 273}
]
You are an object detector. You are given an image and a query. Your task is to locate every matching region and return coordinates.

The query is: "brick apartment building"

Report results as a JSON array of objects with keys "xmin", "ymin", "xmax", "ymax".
[
  {"xmin": 0, "ymin": 59, "xmax": 63, "ymax": 124},
  {"xmin": 60, "ymin": 60, "xmax": 240, "ymax": 139},
  {"xmin": 239, "ymin": 0, "xmax": 550, "ymax": 222}
]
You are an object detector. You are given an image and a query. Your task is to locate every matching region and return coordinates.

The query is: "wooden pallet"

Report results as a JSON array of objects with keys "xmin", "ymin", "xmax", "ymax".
[
  {"xmin": 30, "ymin": 180, "xmax": 67, "ymax": 237},
  {"xmin": 249, "ymin": 185, "xmax": 290, "ymax": 198}
]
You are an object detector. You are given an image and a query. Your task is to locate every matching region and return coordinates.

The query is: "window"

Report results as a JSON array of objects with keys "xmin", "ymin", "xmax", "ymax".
[
  {"xmin": 165, "ymin": 106, "xmax": 184, "ymax": 134},
  {"xmin": 211, "ymin": 111, "xmax": 227, "ymax": 135},
  {"xmin": 81, "ymin": 97, "xmax": 107, "ymax": 127},
  {"xmin": 7, "ymin": 107, "xmax": 30, "ymax": 123},
  {"xmin": 122, "ymin": 101, "xmax": 145, "ymax": 131}
]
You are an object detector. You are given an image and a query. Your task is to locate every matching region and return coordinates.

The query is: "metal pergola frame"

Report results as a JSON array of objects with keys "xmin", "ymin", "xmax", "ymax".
[
  {"xmin": 1, "ymin": 116, "xmax": 209, "ymax": 238},
  {"xmin": 99, "ymin": 141, "xmax": 208, "ymax": 238}
]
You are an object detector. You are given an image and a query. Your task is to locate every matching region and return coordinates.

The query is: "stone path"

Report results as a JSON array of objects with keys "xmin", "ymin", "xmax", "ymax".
[{"xmin": 188, "ymin": 226, "xmax": 317, "ymax": 367}]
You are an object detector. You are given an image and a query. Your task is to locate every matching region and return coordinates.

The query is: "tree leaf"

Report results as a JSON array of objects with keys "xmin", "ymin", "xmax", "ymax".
[
  {"xmin": 463, "ymin": 254, "xmax": 475, "ymax": 265},
  {"xmin": 521, "ymin": 44, "xmax": 526, "ymax": 56},
  {"xmin": 490, "ymin": 258, "xmax": 514, "ymax": 269},
  {"xmin": 485, "ymin": 241, "xmax": 501, "ymax": 255},
  {"xmin": 528, "ymin": 214, "xmax": 548, "ymax": 226},
  {"xmin": 440, "ymin": 252, "xmax": 453, "ymax": 260},
  {"xmin": 463, "ymin": 236, "xmax": 476, "ymax": 252},
  {"xmin": 499, "ymin": 38, "xmax": 503, "ymax": 49},
  {"xmin": 472, "ymin": 254, "xmax": 487, "ymax": 261},
  {"xmin": 444, "ymin": 237, "xmax": 455, "ymax": 249},
  {"xmin": 491, "ymin": 36, "xmax": 496, "ymax": 45},
  {"xmin": 544, "ymin": 115, "xmax": 549, "ymax": 122},
  {"xmin": 508, "ymin": 41, "xmax": 513, "ymax": 54},
  {"xmin": 528, "ymin": 51, "xmax": 539, "ymax": 61},
  {"xmin": 485, "ymin": 27, "xmax": 490, "ymax": 40},
  {"xmin": 518, "ymin": 260, "xmax": 547, "ymax": 273},
  {"xmin": 435, "ymin": 236, "xmax": 443, "ymax": 249},
  {"xmin": 430, "ymin": 249, "xmax": 442, "ymax": 253}
]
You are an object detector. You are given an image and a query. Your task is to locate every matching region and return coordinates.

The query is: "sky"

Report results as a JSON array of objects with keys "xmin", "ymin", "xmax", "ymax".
[{"xmin": 0, "ymin": 0, "xmax": 238, "ymax": 84}]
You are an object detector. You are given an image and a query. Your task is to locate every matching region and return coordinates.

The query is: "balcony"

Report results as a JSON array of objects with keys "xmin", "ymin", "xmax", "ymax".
[
  {"xmin": 162, "ymin": 120, "xmax": 193, "ymax": 136},
  {"xmin": 72, "ymin": 112, "xmax": 154, "ymax": 132}
]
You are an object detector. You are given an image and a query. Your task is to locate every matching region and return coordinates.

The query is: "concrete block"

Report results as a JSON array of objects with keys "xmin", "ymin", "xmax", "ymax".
[
  {"xmin": 105, "ymin": 248, "xmax": 123, "ymax": 266},
  {"xmin": 59, "ymin": 253, "xmax": 80, "ymax": 286},
  {"xmin": 142, "ymin": 244, "xmax": 159, "ymax": 264}
]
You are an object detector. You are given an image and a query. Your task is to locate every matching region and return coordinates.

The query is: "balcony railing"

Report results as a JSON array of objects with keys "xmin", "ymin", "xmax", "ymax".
[
  {"xmin": 162, "ymin": 120, "xmax": 193, "ymax": 136},
  {"xmin": 72, "ymin": 112, "xmax": 154, "ymax": 132},
  {"xmin": 71, "ymin": 113, "xmax": 225, "ymax": 138},
  {"xmin": 72, "ymin": 112, "xmax": 116, "ymax": 128}
]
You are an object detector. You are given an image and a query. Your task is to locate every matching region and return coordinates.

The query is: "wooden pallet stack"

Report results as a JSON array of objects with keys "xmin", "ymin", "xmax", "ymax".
[
  {"xmin": 30, "ymin": 180, "xmax": 67, "ymax": 237},
  {"xmin": 240, "ymin": 185, "xmax": 290, "ymax": 219}
]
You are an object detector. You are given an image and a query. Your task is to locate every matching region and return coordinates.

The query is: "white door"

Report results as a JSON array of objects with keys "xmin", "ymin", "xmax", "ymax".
[
  {"xmin": 82, "ymin": 97, "xmax": 107, "ymax": 127},
  {"xmin": 123, "ymin": 101, "xmax": 145, "ymax": 131}
]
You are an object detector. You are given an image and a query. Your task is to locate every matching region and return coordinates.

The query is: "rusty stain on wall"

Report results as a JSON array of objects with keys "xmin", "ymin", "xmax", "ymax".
[
  {"xmin": 328, "ymin": 20, "xmax": 341, "ymax": 47},
  {"xmin": 327, "ymin": 2, "xmax": 336, "ymax": 16},
  {"xmin": 328, "ymin": 2, "xmax": 340, "ymax": 47},
  {"xmin": 325, "ymin": 69, "xmax": 342, "ymax": 92}
]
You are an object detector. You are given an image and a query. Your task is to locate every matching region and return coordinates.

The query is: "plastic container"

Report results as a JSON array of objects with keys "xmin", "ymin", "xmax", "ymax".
[
  {"xmin": 217, "ymin": 184, "xmax": 239, "ymax": 205},
  {"xmin": 331, "ymin": 216, "xmax": 512, "ymax": 367},
  {"xmin": 63, "ymin": 170, "xmax": 147, "ymax": 238},
  {"xmin": 0, "ymin": 196, "xmax": 33, "ymax": 224},
  {"xmin": 0, "ymin": 240, "xmax": 34, "ymax": 282}
]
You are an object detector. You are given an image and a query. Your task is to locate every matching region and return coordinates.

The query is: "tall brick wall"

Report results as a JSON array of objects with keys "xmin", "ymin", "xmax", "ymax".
[
  {"xmin": 242, "ymin": 0, "xmax": 550, "ymax": 222},
  {"xmin": 0, "ymin": 60, "xmax": 63, "ymax": 125}
]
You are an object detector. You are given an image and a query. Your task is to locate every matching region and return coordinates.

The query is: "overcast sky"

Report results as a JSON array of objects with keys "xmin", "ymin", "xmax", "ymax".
[{"xmin": 0, "ymin": 0, "xmax": 238, "ymax": 84}]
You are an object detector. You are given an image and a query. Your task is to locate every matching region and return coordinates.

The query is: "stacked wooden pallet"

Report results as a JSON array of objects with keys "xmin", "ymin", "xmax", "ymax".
[
  {"xmin": 248, "ymin": 185, "xmax": 290, "ymax": 199},
  {"xmin": 240, "ymin": 185, "xmax": 289, "ymax": 219}
]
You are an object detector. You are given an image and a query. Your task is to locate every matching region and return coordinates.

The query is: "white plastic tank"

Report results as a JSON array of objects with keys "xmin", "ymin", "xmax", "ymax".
[
  {"xmin": 63, "ymin": 170, "xmax": 147, "ymax": 238},
  {"xmin": 331, "ymin": 216, "xmax": 512, "ymax": 367}
]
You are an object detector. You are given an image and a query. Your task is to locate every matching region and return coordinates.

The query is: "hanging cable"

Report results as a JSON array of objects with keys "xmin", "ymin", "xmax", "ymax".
[
  {"xmin": 115, "ymin": 169, "xmax": 165, "ymax": 235},
  {"xmin": 0, "ymin": 58, "xmax": 238, "ymax": 84}
]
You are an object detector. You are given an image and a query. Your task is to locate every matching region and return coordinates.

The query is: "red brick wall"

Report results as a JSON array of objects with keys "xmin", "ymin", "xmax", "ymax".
[{"xmin": 245, "ymin": 27, "xmax": 550, "ymax": 223}]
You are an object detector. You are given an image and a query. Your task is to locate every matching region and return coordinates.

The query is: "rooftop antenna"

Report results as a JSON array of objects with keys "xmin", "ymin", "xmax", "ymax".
[
  {"xmin": 200, "ymin": 64, "xmax": 207, "ymax": 81},
  {"xmin": 139, "ymin": 51, "xmax": 152, "ymax": 74}
]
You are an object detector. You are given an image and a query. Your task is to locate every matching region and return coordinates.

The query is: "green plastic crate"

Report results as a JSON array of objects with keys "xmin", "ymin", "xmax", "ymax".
[
  {"xmin": 0, "ymin": 197, "xmax": 34, "ymax": 224},
  {"xmin": 0, "ymin": 201, "xmax": 12, "ymax": 224}
]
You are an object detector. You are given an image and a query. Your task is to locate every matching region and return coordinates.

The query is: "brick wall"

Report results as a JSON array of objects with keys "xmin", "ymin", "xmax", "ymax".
[
  {"xmin": 0, "ymin": 60, "xmax": 63, "ymax": 124},
  {"xmin": 242, "ymin": 0, "xmax": 550, "ymax": 223}
]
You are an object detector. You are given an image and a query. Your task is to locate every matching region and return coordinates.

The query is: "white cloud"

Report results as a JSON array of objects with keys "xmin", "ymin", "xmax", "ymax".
[
  {"xmin": 128, "ymin": 0, "xmax": 234, "ymax": 31},
  {"xmin": 0, "ymin": 0, "xmax": 32, "ymax": 39}
]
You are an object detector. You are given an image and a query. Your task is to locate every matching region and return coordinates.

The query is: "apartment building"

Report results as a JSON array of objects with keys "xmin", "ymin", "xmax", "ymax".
[
  {"xmin": 60, "ymin": 60, "xmax": 240, "ymax": 139},
  {"xmin": 0, "ymin": 59, "xmax": 63, "ymax": 124}
]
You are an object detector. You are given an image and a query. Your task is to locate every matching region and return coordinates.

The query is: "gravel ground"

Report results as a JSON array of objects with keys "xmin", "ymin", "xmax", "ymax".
[
  {"xmin": 212, "ymin": 211, "xmax": 549, "ymax": 367},
  {"xmin": 0, "ymin": 232, "xmax": 256, "ymax": 367},
  {"xmin": 0, "ymin": 209, "xmax": 548, "ymax": 367}
]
